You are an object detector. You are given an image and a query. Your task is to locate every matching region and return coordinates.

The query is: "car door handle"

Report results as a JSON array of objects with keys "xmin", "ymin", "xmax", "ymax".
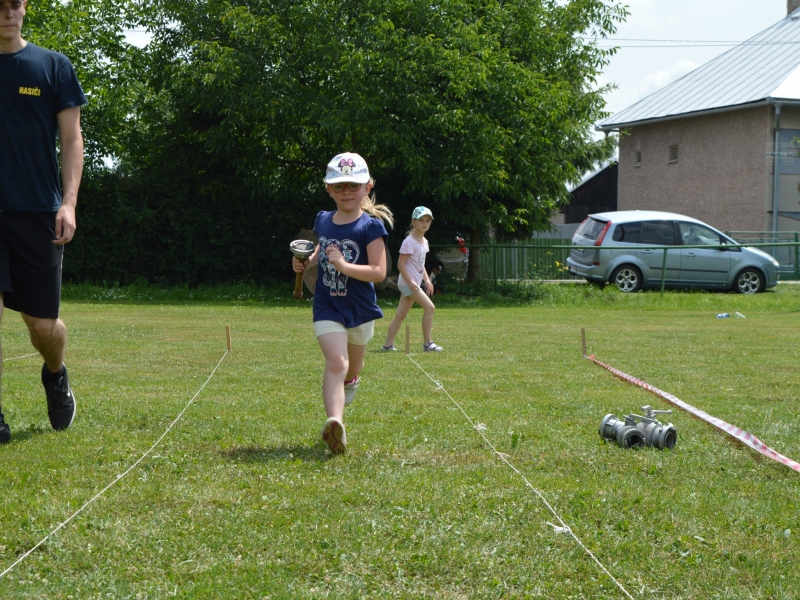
[
  {"xmin": 685, "ymin": 252, "xmax": 696, "ymax": 257},
  {"xmin": 642, "ymin": 249, "xmax": 653, "ymax": 254}
]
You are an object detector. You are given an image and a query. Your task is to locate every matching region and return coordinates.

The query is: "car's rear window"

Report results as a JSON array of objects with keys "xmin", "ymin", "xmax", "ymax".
[
  {"xmin": 611, "ymin": 221, "xmax": 642, "ymax": 243},
  {"xmin": 575, "ymin": 218, "xmax": 609, "ymax": 241}
]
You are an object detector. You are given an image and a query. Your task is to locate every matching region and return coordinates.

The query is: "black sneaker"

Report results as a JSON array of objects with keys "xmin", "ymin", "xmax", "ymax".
[
  {"xmin": 42, "ymin": 364, "xmax": 76, "ymax": 431},
  {"xmin": 0, "ymin": 407, "xmax": 10, "ymax": 444}
]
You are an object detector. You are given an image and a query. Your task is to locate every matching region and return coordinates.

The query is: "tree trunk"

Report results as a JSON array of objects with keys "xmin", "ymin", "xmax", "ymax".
[{"xmin": 466, "ymin": 226, "xmax": 482, "ymax": 283}]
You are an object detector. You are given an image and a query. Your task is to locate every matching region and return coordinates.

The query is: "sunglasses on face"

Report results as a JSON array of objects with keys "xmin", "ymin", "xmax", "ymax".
[{"xmin": 329, "ymin": 182, "xmax": 364, "ymax": 193}]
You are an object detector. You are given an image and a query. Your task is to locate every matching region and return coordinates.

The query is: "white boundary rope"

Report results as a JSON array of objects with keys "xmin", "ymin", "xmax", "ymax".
[
  {"xmin": 404, "ymin": 353, "xmax": 635, "ymax": 600},
  {"xmin": 2, "ymin": 353, "xmax": 39, "ymax": 362},
  {"xmin": 0, "ymin": 349, "xmax": 230, "ymax": 580}
]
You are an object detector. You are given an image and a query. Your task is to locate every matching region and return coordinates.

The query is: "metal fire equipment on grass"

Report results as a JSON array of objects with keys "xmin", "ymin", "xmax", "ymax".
[{"xmin": 599, "ymin": 405, "xmax": 677, "ymax": 450}]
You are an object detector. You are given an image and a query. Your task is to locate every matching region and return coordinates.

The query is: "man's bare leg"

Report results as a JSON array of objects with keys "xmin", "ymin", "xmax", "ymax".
[{"xmin": 20, "ymin": 312, "xmax": 75, "ymax": 431}]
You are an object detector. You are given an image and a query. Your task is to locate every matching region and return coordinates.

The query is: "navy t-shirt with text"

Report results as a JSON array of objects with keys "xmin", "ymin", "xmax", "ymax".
[
  {"xmin": 312, "ymin": 210, "xmax": 388, "ymax": 328},
  {"xmin": 0, "ymin": 43, "xmax": 87, "ymax": 212}
]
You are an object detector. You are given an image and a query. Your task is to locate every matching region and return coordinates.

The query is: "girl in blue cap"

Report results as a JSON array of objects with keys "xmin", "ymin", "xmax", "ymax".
[
  {"xmin": 382, "ymin": 206, "xmax": 443, "ymax": 353},
  {"xmin": 292, "ymin": 152, "xmax": 393, "ymax": 453}
]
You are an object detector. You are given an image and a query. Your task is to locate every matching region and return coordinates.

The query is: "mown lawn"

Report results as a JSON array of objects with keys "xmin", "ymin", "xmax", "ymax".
[{"xmin": 1, "ymin": 283, "xmax": 799, "ymax": 599}]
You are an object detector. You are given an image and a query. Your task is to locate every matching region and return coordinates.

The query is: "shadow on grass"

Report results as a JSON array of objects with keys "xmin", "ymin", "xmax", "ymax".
[
  {"xmin": 221, "ymin": 444, "xmax": 333, "ymax": 463},
  {"xmin": 3, "ymin": 423, "xmax": 50, "ymax": 444}
]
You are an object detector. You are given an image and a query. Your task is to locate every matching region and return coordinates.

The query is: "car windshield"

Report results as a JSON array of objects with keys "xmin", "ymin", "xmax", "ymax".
[{"xmin": 575, "ymin": 218, "xmax": 609, "ymax": 241}]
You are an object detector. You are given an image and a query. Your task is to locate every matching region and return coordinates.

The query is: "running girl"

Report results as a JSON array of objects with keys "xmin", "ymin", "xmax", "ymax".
[{"xmin": 292, "ymin": 152, "xmax": 393, "ymax": 453}]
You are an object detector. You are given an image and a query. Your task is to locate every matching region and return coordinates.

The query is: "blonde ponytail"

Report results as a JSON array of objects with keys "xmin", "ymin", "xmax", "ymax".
[{"xmin": 360, "ymin": 179, "xmax": 394, "ymax": 229}]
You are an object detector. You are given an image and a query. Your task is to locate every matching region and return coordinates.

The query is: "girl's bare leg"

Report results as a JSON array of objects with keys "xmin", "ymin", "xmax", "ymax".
[
  {"xmin": 411, "ymin": 291, "xmax": 436, "ymax": 345},
  {"xmin": 317, "ymin": 332, "xmax": 349, "ymax": 420},
  {"xmin": 346, "ymin": 341, "xmax": 368, "ymax": 382},
  {"xmin": 383, "ymin": 295, "xmax": 415, "ymax": 347}
]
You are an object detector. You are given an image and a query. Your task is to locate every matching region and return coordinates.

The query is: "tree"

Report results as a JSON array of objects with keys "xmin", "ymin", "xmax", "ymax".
[
  {"xmin": 26, "ymin": 0, "xmax": 626, "ymax": 285},
  {"xmin": 128, "ymin": 0, "xmax": 626, "ymax": 282},
  {"xmin": 24, "ymin": 0, "xmax": 142, "ymax": 174}
]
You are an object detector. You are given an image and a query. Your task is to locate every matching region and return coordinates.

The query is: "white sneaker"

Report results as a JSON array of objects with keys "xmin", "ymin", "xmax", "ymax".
[
  {"xmin": 423, "ymin": 342, "xmax": 443, "ymax": 352},
  {"xmin": 321, "ymin": 417, "xmax": 347, "ymax": 454},
  {"xmin": 344, "ymin": 376, "xmax": 360, "ymax": 406}
]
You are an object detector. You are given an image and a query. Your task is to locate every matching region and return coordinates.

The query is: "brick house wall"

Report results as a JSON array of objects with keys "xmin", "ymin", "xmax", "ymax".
[
  {"xmin": 617, "ymin": 107, "xmax": 767, "ymax": 232},
  {"xmin": 617, "ymin": 105, "xmax": 800, "ymax": 232}
]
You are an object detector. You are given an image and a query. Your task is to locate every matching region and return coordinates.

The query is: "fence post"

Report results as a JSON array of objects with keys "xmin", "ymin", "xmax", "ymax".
[
  {"xmin": 795, "ymin": 232, "xmax": 799, "ymax": 278},
  {"xmin": 489, "ymin": 238, "xmax": 494, "ymax": 289},
  {"xmin": 660, "ymin": 248, "xmax": 668, "ymax": 295}
]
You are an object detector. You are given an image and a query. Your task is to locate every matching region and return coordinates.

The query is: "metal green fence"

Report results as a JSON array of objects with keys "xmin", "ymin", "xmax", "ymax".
[
  {"xmin": 431, "ymin": 237, "xmax": 800, "ymax": 287},
  {"xmin": 480, "ymin": 239, "xmax": 575, "ymax": 281},
  {"xmin": 430, "ymin": 240, "xmax": 576, "ymax": 282},
  {"xmin": 725, "ymin": 231, "xmax": 800, "ymax": 279}
]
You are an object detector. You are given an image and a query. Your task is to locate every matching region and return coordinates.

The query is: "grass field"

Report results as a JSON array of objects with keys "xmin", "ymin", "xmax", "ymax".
[{"xmin": 1, "ymin": 283, "xmax": 799, "ymax": 599}]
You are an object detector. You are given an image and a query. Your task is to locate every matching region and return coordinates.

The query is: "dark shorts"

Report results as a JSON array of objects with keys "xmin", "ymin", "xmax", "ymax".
[{"xmin": 0, "ymin": 212, "xmax": 63, "ymax": 319}]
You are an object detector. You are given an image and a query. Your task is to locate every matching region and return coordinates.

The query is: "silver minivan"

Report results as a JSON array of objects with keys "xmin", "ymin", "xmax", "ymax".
[{"xmin": 566, "ymin": 210, "xmax": 780, "ymax": 293}]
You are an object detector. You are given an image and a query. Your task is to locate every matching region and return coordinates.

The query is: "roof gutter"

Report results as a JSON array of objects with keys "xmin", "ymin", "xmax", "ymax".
[{"xmin": 596, "ymin": 97, "xmax": 800, "ymax": 132}]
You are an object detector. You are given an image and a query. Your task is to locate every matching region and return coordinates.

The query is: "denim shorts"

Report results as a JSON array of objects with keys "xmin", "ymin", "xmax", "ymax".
[{"xmin": 398, "ymin": 284, "xmax": 419, "ymax": 297}]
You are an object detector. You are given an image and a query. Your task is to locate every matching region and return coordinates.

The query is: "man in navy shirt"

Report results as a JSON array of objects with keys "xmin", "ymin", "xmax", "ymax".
[{"xmin": 0, "ymin": 0, "xmax": 86, "ymax": 443}]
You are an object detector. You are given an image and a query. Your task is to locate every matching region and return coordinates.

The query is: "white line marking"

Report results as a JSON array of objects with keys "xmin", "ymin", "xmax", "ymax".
[
  {"xmin": 0, "ymin": 351, "xmax": 229, "ymax": 580},
  {"xmin": 2, "ymin": 353, "xmax": 39, "ymax": 362},
  {"xmin": 405, "ymin": 353, "xmax": 635, "ymax": 600}
]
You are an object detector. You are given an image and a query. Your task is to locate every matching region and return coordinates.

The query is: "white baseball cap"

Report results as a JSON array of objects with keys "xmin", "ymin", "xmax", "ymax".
[{"xmin": 324, "ymin": 152, "xmax": 371, "ymax": 184}]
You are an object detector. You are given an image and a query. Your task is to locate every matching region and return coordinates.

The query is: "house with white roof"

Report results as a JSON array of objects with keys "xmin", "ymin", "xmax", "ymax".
[{"xmin": 596, "ymin": 0, "xmax": 800, "ymax": 234}]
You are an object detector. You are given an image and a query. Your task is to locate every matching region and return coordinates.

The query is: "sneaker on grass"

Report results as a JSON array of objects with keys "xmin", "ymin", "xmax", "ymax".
[
  {"xmin": 0, "ymin": 407, "xmax": 9, "ymax": 444},
  {"xmin": 42, "ymin": 364, "xmax": 76, "ymax": 431},
  {"xmin": 321, "ymin": 417, "xmax": 346, "ymax": 454},
  {"xmin": 381, "ymin": 344, "xmax": 397, "ymax": 352},
  {"xmin": 423, "ymin": 342, "xmax": 443, "ymax": 352},
  {"xmin": 344, "ymin": 376, "xmax": 360, "ymax": 406}
]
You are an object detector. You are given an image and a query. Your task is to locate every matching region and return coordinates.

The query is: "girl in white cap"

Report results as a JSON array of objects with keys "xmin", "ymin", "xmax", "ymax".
[
  {"xmin": 382, "ymin": 206, "xmax": 443, "ymax": 353},
  {"xmin": 292, "ymin": 152, "xmax": 393, "ymax": 454}
]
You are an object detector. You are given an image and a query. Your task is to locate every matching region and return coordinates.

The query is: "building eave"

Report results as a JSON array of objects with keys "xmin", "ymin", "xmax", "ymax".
[{"xmin": 596, "ymin": 98, "xmax": 800, "ymax": 132}]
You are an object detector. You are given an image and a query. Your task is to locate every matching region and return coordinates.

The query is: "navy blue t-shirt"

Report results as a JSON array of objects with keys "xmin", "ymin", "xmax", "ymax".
[
  {"xmin": 0, "ymin": 43, "xmax": 87, "ymax": 212},
  {"xmin": 313, "ymin": 210, "xmax": 388, "ymax": 328}
]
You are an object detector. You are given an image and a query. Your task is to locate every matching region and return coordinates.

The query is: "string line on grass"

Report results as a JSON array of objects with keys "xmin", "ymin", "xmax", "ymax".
[
  {"xmin": 0, "ymin": 350, "xmax": 230, "ymax": 581},
  {"xmin": 404, "ymin": 353, "xmax": 635, "ymax": 600},
  {"xmin": 2, "ymin": 353, "xmax": 39, "ymax": 362}
]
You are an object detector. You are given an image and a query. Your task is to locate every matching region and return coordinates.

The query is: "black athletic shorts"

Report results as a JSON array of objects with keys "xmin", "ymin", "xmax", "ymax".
[{"xmin": 0, "ymin": 211, "xmax": 63, "ymax": 319}]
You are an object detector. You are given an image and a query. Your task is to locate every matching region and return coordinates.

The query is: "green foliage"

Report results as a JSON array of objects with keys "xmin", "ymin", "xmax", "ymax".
[
  {"xmin": 134, "ymin": 0, "xmax": 625, "ymax": 233},
  {"xmin": 29, "ymin": 0, "xmax": 628, "ymax": 284},
  {"xmin": 24, "ymin": 0, "xmax": 142, "ymax": 174}
]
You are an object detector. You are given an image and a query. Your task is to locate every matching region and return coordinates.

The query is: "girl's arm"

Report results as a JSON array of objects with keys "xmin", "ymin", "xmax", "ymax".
[
  {"xmin": 421, "ymin": 264, "xmax": 434, "ymax": 295},
  {"xmin": 397, "ymin": 253, "xmax": 420, "ymax": 294},
  {"xmin": 326, "ymin": 238, "xmax": 386, "ymax": 283},
  {"xmin": 292, "ymin": 244, "xmax": 320, "ymax": 272}
]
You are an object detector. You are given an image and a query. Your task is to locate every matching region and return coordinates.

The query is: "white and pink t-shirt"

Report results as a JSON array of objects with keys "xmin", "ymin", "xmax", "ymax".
[{"xmin": 397, "ymin": 235, "xmax": 428, "ymax": 287}]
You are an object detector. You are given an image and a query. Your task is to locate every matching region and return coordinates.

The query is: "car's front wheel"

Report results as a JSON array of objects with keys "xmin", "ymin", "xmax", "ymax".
[
  {"xmin": 611, "ymin": 265, "xmax": 643, "ymax": 293},
  {"xmin": 733, "ymin": 268, "xmax": 765, "ymax": 294}
]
